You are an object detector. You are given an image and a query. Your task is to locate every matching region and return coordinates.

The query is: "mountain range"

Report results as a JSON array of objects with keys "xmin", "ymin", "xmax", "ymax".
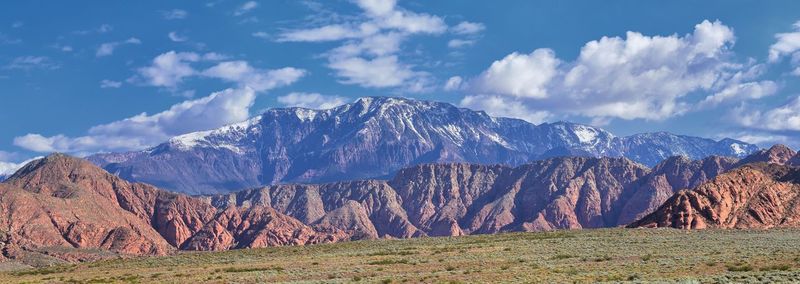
[
  {"xmin": 4, "ymin": 145, "xmax": 800, "ymax": 264},
  {"xmin": 88, "ymin": 97, "xmax": 758, "ymax": 195},
  {"xmin": 630, "ymin": 145, "xmax": 800, "ymax": 229}
]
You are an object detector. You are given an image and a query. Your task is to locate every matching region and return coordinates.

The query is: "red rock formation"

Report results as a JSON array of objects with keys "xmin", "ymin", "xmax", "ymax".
[
  {"xmin": 616, "ymin": 156, "xmax": 736, "ymax": 225},
  {"xmin": 0, "ymin": 154, "xmax": 332, "ymax": 262},
  {"xmin": 0, "ymin": 154, "xmax": 174, "ymax": 259},
  {"xmin": 735, "ymin": 144, "xmax": 796, "ymax": 166},
  {"xmin": 629, "ymin": 163, "xmax": 800, "ymax": 229}
]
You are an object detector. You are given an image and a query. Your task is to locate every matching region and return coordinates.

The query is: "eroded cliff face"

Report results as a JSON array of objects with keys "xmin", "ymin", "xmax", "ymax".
[
  {"xmin": 0, "ymin": 154, "xmax": 335, "ymax": 263},
  {"xmin": 211, "ymin": 157, "xmax": 655, "ymax": 237},
  {"xmin": 615, "ymin": 156, "xmax": 737, "ymax": 225},
  {"xmin": 4, "ymin": 145, "xmax": 798, "ymax": 263},
  {"xmin": 629, "ymin": 163, "xmax": 800, "ymax": 229}
]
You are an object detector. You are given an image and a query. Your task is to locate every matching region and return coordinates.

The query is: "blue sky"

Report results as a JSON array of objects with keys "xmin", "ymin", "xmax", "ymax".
[{"xmin": 1, "ymin": 0, "xmax": 800, "ymax": 171}]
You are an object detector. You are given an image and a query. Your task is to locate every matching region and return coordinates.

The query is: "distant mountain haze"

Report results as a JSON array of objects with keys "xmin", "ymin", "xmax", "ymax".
[{"xmin": 88, "ymin": 97, "xmax": 757, "ymax": 195}]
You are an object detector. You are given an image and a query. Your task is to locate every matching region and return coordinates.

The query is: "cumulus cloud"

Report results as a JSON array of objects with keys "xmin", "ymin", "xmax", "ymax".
[
  {"xmin": 161, "ymin": 9, "xmax": 188, "ymax": 20},
  {"xmin": 277, "ymin": 92, "xmax": 348, "ymax": 109},
  {"xmin": 96, "ymin": 37, "xmax": 141, "ymax": 57},
  {"xmin": 460, "ymin": 95, "xmax": 551, "ymax": 124},
  {"xmin": 769, "ymin": 21, "xmax": 800, "ymax": 76},
  {"xmin": 443, "ymin": 76, "xmax": 463, "ymax": 91},
  {"xmin": 14, "ymin": 53, "xmax": 307, "ymax": 154},
  {"xmin": 135, "ymin": 51, "xmax": 202, "ymax": 88},
  {"xmin": 202, "ymin": 61, "xmax": 307, "ymax": 92},
  {"xmin": 459, "ymin": 20, "xmax": 771, "ymax": 122},
  {"xmin": 234, "ymin": 1, "xmax": 258, "ymax": 16},
  {"xmin": 14, "ymin": 86, "xmax": 299, "ymax": 153},
  {"xmin": 471, "ymin": 49, "xmax": 559, "ymax": 99},
  {"xmin": 733, "ymin": 97, "xmax": 800, "ymax": 132},
  {"xmin": 277, "ymin": 0, "xmax": 463, "ymax": 92},
  {"xmin": 100, "ymin": 79, "xmax": 122, "ymax": 88},
  {"xmin": 698, "ymin": 81, "xmax": 778, "ymax": 108}
]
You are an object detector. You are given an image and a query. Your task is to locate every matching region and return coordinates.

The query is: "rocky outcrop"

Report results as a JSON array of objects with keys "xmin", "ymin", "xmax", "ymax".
[
  {"xmin": 629, "ymin": 163, "xmax": 800, "ymax": 229},
  {"xmin": 0, "ymin": 154, "xmax": 333, "ymax": 263},
  {"xmin": 735, "ymin": 144, "xmax": 796, "ymax": 166},
  {"xmin": 616, "ymin": 156, "xmax": 736, "ymax": 225},
  {"xmin": 216, "ymin": 157, "xmax": 652, "ymax": 236},
  {"xmin": 182, "ymin": 206, "xmax": 329, "ymax": 251},
  {"xmin": 6, "ymin": 145, "xmax": 799, "ymax": 264},
  {"xmin": 0, "ymin": 155, "xmax": 174, "ymax": 259}
]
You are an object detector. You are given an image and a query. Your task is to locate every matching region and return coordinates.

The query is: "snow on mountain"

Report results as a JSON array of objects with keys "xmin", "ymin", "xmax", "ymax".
[
  {"xmin": 88, "ymin": 96, "xmax": 758, "ymax": 194},
  {"xmin": 0, "ymin": 157, "xmax": 43, "ymax": 182}
]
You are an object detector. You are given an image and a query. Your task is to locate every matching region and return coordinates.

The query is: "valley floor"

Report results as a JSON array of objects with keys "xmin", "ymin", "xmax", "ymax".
[{"xmin": 3, "ymin": 228, "xmax": 800, "ymax": 283}]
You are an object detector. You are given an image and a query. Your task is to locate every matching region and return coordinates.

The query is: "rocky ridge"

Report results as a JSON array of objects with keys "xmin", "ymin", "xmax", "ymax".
[{"xmin": 88, "ymin": 96, "xmax": 757, "ymax": 195}]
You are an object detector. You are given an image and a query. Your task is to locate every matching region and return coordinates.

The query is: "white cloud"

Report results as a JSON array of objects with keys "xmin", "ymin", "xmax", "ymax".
[
  {"xmin": 472, "ymin": 49, "xmax": 559, "ymax": 99},
  {"xmin": 234, "ymin": 1, "xmax": 258, "ymax": 16},
  {"xmin": 460, "ymin": 95, "xmax": 551, "ymax": 124},
  {"xmin": 162, "ymin": 9, "xmax": 188, "ymax": 20},
  {"xmin": 136, "ymin": 51, "xmax": 201, "ymax": 88},
  {"xmin": 135, "ymin": 51, "xmax": 293, "ymax": 92},
  {"xmin": 14, "ymin": 83, "xmax": 302, "ymax": 154},
  {"xmin": 447, "ymin": 39, "xmax": 475, "ymax": 48},
  {"xmin": 4, "ymin": 56, "xmax": 59, "ymax": 70},
  {"xmin": 12, "ymin": 52, "xmax": 307, "ymax": 154},
  {"xmin": 443, "ymin": 76, "xmax": 463, "ymax": 91},
  {"xmin": 329, "ymin": 55, "xmax": 417, "ymax": 88},
  {"xmin": 252, "ymin": 31, "xmax": 269, "ymax": 40},
  {"xmin": 698, "ymin": 80, "xmax": 778, "ymax": 108},
  {"xmin": 769, "ymin": 21, "xmax": 800, "ymax": 61},
  {"xmin": 451, "ymin": 21, "xmax": 485, "ymax": 35},
  {"xmin": 100, "ymin": 79, "xmax": 122, "ymax": 88},
  {"xmin": 96, "ymin": 37, "xmax": 141, "ymax": 57},
  {"xmin": 726, "ymin": 132, "xmax": 792, "ymax": 148},
  {"xmin": 11, "ymin": 21, "xmax": 23, "ymax": 28},
  {"xmin": 769, "ymin": 21, "xmax": 800, "ymax": 76},
  {"xmin": 278, "ymin": 24, "xmax": 365, "ymax": 42},
  {"xmin": 733, "ymin": 96, "xmax": 800, "ymax": 132},
  {"xmin": 202, "ymin": 61, "xmax": 307, "ymax": 92},
  {"xmin": 460, "ymin": 20, "xmax": 765, "ymax": 121},
  {"xmin": 168, "ymin": 31, "xmax": 188, "ymax": 42},
  {"xmin": 14, "ymin": 88, "xmax": 260, "ymax": 153},
  {"xmin": 353, "ymin": 0, "xmax": 396, "ymax": 16},
  {"xmin": 0, "ymin": 157, "xmax": 41, "ymax": 178},
  {"xmin": 276, "ymin": 0, "xmax": 454, "ymax": 92},
  {"xmin": 277, "ymin": 92, "xmax": 348, "ymax": 109}
]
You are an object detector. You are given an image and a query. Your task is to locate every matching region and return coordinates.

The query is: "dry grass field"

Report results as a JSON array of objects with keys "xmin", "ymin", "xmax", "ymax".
[{"xmin": 3, "ymin": 228, "xmax": 800, "ymax": 283}]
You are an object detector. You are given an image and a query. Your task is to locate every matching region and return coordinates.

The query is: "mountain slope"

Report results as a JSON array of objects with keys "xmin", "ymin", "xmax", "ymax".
[
  {"xmin": 0, "ymin": 154, "xmax": 334, "ymax": 264},
  {"xmin": 629, "ymin": 162, "xmax": 800, "ymax": 229},
  {"xmin": 616, "ymin": 155, "xmax": 737, "ymax": 225},
  {"xmin": 210, "ymin": 155, "xmax": 720, "ymax": 236},
  {"xmin": 89, "ymin": 97, "xmax": 757, "ymax": 195}
]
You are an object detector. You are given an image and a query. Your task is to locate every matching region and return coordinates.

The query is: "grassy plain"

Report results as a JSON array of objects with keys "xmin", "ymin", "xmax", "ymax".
[{"xmin": 3, "ymin": 228, "xmax": 800, "ymax": 283}]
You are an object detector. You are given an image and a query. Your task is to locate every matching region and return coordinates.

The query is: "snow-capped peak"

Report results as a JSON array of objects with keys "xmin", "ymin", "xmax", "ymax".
[
  {"xmin": 573, "ymin": 125, "xmax": 600, "ymax": 145},
  {"xmin": 168, "ymin": 116, "xmax": 262, "ymax": 153}
]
